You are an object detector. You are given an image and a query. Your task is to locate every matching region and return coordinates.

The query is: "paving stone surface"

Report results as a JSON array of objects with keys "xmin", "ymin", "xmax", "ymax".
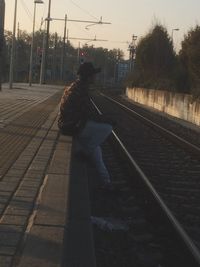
[
  {"xmin": 0, "ymin": 84, "xmax": 66, "ymax": 266},
  {"xmin": 0, "ymin": 83, "xmax": 95, "ymax": 267}
]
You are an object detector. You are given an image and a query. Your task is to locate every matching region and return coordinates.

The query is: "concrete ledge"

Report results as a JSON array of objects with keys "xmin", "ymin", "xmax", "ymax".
[
  {"xmin": 16, "ymin": 225, "xmax": 64, "ymax": 267},
  {"xmin": 48, "ymin": 136, "xmax": 72, "ymax": 175},
  {"xmin": 17, "ymin": 135, "xmax": 96, "ymax": 267},
  {"xmin": 17, "ymin": 135, "xmax": 72, "ymax": 267},
  {"xmin": 62, "ymin": 151, "xmax": 96, "ymax": 267},
  {"xmin": 34, "ymin": 174, "xmax": 70, "ymax": 227}
]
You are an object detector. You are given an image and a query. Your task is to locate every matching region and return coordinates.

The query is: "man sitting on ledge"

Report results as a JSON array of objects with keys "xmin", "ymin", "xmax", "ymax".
[{"xmin": 58, "ymin": 62, "xmax": 114, "ymax": 190}]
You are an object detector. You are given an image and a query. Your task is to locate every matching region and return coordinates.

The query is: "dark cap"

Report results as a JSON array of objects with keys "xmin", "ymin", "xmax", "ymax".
[{"xmin": 77, "ymin": 62, "xmax": 101, "ymax": 77}]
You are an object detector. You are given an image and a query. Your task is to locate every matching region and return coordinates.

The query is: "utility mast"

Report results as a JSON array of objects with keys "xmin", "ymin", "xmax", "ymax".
[
  {"xmin": 0, "ymin": 0, "xmax": 5, "ymax": 90},
  {"xmin": 128, "ymin": 34, "xmax": 137, "ymax": 72}
]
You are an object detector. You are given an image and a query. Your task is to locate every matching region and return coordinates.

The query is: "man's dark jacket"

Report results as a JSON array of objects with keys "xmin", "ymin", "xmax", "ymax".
[
  {"xmin": 58, "ymin": 79, "xmax": 115, "ymax": 136},
  {"xmin": 58, "ymin": 79, "xmax": 93, "ymax": 136}
]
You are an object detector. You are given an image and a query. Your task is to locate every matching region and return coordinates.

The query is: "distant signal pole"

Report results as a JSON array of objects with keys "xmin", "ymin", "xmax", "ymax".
[
  {"xmin": 171, "ymin": 28, "xmax": 179, "ymax": 44},
  {"xmin": 128, "ymin": 34, "xmax": 137, "ymax": 72}
]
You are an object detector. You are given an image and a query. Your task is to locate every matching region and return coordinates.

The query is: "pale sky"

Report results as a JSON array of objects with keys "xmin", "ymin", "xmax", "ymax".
[{"xmin": 4, "ymin": 0, "xmax": 200, "ymax": 59}]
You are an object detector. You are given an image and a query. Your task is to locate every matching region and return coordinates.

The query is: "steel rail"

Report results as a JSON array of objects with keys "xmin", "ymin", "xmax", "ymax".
[
  {"xmin": 91, "ymin": 97, "xmax": 200, "ymax": 266},
  {"xmin": 101, "ymin": 94, "xmax": 200, "ymax": 158}
]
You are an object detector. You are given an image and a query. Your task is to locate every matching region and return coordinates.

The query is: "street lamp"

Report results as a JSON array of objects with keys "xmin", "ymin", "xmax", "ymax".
[
  {"xmin": 42, "ymin": 0, "xmax": 52, "ymax": 84},
  {"xmin": 171, "ymin": 28, "xmax": 179, "ymax": 43},
  {"xmin": 29, "ymin": 0, "xmax": 44, "ymax": 86},
  {"xmin": 9, "ymin": 0, "xmax": 18, "ymax": 89},
  {"xmin": 60, "ymin": 14, "xmax": 67, "ymax": 80}
]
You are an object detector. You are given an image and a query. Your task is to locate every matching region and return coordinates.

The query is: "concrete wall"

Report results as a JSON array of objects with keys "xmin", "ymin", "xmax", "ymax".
[{"xmin": 126, "ymin": 87, "xmax": 200, "ymax": 126}]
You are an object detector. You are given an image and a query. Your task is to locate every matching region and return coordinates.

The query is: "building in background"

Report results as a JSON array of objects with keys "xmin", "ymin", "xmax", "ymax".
[{"xmin": 117, "ymin": 60, "xmax": 129, "ymax": 83}]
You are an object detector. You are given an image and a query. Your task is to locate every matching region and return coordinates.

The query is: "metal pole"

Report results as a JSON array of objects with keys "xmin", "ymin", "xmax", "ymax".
[
  {"xmin": 0, "ymin": 0, "xmax": 5, "ymax": 91},
  {"xmin": 9, "ymin": 0, "xmax": 17, "ymax": 89},
  {"xmin": 29, "ymin": 2, "xmax": 36, "ymax": 86},
  {"xmin": 60, "ymin": 14, "xmax": 67, "ymax": 81},
  {"xmin": 52, "ymin": 32, "xmax": 57, "ymax": 81},
  {"xmin": 77, "ymin": 41, "xmax": 80, "ymax": 64},
  {"xmin": 129, "ymin": 34, "xmax": 137, "ymax": 72},
  {"xmin": 40, "ymin": 20, "xmax": 46, "ymax": 84},
  {"xmin": 171, "ymin": 30, "xmax": 173, "ymax": 42},
  {"xmin": 67, "ymin": 29, "xmax": 69, "ymax": 43},
  {"xmin": 171, "ymin": 28, "xmax": 179, "ymax": 44},
  {"xmin": 28, "ymin": 0, "xmax": 43, "ymax": 86},
  {"xmin": 43, "ymin": 0, "xmax": 51, "ymax": 83}
]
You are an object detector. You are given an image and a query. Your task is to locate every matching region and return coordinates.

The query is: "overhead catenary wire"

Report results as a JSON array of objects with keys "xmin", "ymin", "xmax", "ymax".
[
  {"xmin": 20, "ymin": 0, "xmax": 32, "ymax": 22},
  {"xmin": 69, "ymin": 0, "xmax": 99, "ymax": 21},
  {"xmin": 20, "ymin": 0, "xmax": 46, "ymax": 31}
]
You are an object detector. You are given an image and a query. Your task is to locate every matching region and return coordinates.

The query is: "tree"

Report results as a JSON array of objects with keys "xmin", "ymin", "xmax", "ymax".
[
  {"xmin": 78, "ymin": 45, "xmax": 124, "ymax": 85},
  {"xmin": 130, "ymin": 24, "xmax": 176, "ymax": 90},
  {"xmin": 16, "ymin": 31, "xmax": 31, "ymax": 82},
  {"xmin": 3, "ymin": 28, "xmax": 125, "ymax": 85},
  {"xmin": 179, "ymin": 25, "xmax": 200, "ymax": 95}
]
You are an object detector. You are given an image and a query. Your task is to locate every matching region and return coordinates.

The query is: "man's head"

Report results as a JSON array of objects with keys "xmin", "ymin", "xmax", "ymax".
[{"xmin": 77, "ymin": 62, "xmax": 101, "ymax": 82}]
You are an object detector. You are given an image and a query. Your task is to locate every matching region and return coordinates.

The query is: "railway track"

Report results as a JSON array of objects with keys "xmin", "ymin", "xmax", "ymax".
[{"xmin": 88, "ymin": 92, "xmax": 200, "ymax": 267}]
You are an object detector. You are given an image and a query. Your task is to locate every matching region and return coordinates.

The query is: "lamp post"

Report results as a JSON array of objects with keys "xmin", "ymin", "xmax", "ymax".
[
  {"xmin": 42, "ymin": 0, "xmax": 51, "ymax": 84},
  {"xmin": 171, "ymin": 28, "xmax": 179, "ymax": 43},
  {"xmin": 60, "ymin": 14, "xmax": 67, "ymax": 80},
  {"xmin": 39, "ymin": 19, "xmax": 46, "ymax": 84},
  {"xmin": 29, "ymin": 0, "xmax": 44, "ymax": 86},
  {"xmin": 9, "ymin": 0, "xmax": 18, "ymax": 89}
]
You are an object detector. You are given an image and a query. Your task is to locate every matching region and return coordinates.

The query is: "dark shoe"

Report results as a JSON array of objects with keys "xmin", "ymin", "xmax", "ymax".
[
  {"xmin": 99, "ymin": 181, "xmax": 115, "ymax": 192},
  {"xmin": 99, "ymin": 180, "xmax": 127, "ymax": 193},
  {"xmin": 110, "ymin": 180, "xmax": 127, "ymax": 190},
  {"xmin": 111, "ymin": 180, "xmax": 126, "ymax": 186}
]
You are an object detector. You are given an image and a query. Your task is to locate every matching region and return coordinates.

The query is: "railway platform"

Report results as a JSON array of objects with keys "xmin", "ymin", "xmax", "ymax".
[
  {"xmin": 2, "ymin": 83, "xmax": 200, "ymax": 267},
  {"xmin": 0, "ymin": 83, "xmax": 95, "ymax": 267}
]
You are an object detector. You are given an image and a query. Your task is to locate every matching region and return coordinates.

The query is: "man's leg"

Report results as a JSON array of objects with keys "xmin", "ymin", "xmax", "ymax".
[
  {"xmin": 91, "ymin": 146, "xmax": 111, "ymax": 184},
  {"xmin": 76, "ymin": 120, "xmax": 112, "ymax": 183},
  {"xmin": 77, "ymin": 120, "xmax": 112, "ymax": 152}
]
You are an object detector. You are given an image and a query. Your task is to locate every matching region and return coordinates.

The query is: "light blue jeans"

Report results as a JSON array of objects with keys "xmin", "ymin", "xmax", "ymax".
[{"xmin": 76, "ymin": 120, "xmax": 113, "ymax": 184}]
